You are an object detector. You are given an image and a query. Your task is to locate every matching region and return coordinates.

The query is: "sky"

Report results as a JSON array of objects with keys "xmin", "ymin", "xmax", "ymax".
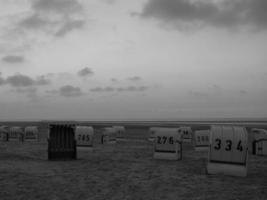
[{"xmin": 0, "ymin": 0, "xmax": 266, "ymax": 121}]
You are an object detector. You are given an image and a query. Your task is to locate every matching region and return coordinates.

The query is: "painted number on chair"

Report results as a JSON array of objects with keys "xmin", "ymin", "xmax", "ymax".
[
  {"xmin": 214, "ymin": 139, "xmax": 243, "ymax": 152},
  {"xmin": 157, "ymin": 136, "xmax": 174, "ymax": 144},
  {"xmin": 78, "ymin": 134, "xmax": 90, "ymax": 142}
]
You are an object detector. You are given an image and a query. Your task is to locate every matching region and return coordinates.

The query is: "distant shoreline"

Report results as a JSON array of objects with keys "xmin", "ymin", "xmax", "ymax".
[{"xmin": 1, "ymin": 117, "xmax": 267, "ymax": 123}]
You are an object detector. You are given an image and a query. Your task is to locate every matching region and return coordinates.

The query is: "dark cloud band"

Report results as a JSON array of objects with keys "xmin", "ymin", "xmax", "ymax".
[
  {"xmin": 77, "ymin": 67, "xmax": 94, "ymax": 77},
  {"xmin": 90, "ymin": 86, "xmax": 148, "ymax": 93},
  {"xmin": 18, "ymin": 0, "xmax": 86, "ymax": 37},
  {"xmin": 2, "ymin": 55, "xmax": 24, "ymax": 63},
  {"xmin": 140, "ymin": 0, "xmax": 267, "ymax": 31},
  {"xmin": 0, "ymin": 73, "xmax": 51, "ymax": 87},
  {"xmin": 47, "ymin": 85, "xmax": 83, "ymax": 97},
  {"xmin": 127, "ymin": 76, "xmax": 142, "ymax": 81}
]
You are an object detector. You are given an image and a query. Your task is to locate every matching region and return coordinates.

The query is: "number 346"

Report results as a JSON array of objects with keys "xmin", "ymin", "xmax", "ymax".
[{"xmin": 214, "ymin": 139, "xmax": 243, "ymax": 151}]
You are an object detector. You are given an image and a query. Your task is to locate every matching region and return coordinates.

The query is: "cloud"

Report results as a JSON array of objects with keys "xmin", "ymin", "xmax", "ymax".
[
  {"xmin": 46, "ymin": 72, "xmax": 74, "ymax": 80},
  {"xmin": 139, "ymin": 0, "xmax": 267, "ymax": 31},
  {"xmin": 240, "ymin": 89, "xmax": 248, "ymax": 95},
  {"xmin": 90, "ymin": 87, "xmax": 115, "ymax": 92},
  {"xmin": 16, "ymin": 87, "xmax": 37, "ymax": 94},
  {"xmin": 77, "ymin": 67, "xmax": 94, "ymax": 77},
  {"xmin": 0, "ymin": 74, "xmax": 5, "ymax": 85},
  {"xmin": 117, "ymin": 86, "xmax": 148, "ymax": 92},
  {"xmin": 111, "ymin": 78, "xmax": 118, "ymax": 83},
  {"xmin": 55, "ymin": 19, "xmax": 85, "ymax": 37},
  {"xmin": 101, "ymin": 0, "xmax": 117, "ymax": 4},
  {"xmin": 15, "ymin": 87, "xmax": 38, "ymax": 99},
  {"xmin": 1, "ymin": 0, "xmax": 86, "ymax": 55},
  {"xmin": 127, "ymin": 76, "xmax": 142, "ymax": 81},
  {"xmin": 210, "ymin": 84, "xmax": 223, "ymax": 93},
  {"xmin": 60, "ymin": 85, "xmax": 83, "ymax": 97},
  {"xmin": 188, "ymin": 90, "xmax": 208, "ymax": 97},
  {"xmin": 48, "ymin": 85, "xmax": 83, "ymax": 97},
  {"xmin": 19, "ymin": 14, "xmax": 49, "ymax": 29},
  {"xmin": 45, "ymin": 89, "xmax": 59, "ymax": 96},
  {"xmin": 18, "ymin": 0, "xmax": 86, "ymax": 37},
  {"xmin": 6, "ymin": 74, "xmax": 35, "ymax": 87},
  {"xmin": 35, "ymin": 75, "xmax": 51, "ymax": 85},
  {"xmin": 3, "ymin": 73, "xmax": 51, "ymax": 87},
  {"xmin": 2, "ymin": 55, "xmax": 24, "ymax": 63},
  {"xmin": 32, "ymin": 0, "xmax": 82, "ymax": 14},
  {"xmin": 90, "ymin": 85, "xmax": 149, "ymax": 93},
  {"xmin": 211, "ymin": 84, "xmax": 222, "ymax": 90}
]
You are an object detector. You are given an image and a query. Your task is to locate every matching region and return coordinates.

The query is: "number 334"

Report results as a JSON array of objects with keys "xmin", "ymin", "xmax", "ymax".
[{"xmin": 214, "ymin": 139, "xmax": 243, "ymax": 151}]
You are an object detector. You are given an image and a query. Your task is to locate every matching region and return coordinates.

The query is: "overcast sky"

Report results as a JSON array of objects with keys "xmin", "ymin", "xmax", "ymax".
[{"xmin": 0, "ymin": 0, "xmax": 266, "ymax": 120}]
